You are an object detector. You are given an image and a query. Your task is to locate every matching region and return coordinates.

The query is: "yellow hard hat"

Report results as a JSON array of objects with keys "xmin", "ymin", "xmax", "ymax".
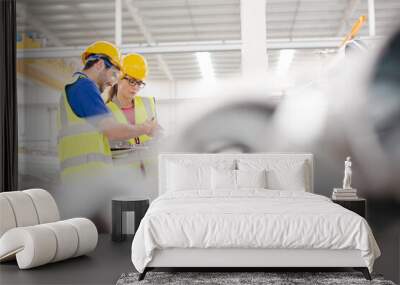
[
  {"xmin": 121, "ymin": 53, "xmax": 148, "ymax": 81},
  {"xmin": 81, "ymin": 41, "xmax": 121, "ymax": 70}
]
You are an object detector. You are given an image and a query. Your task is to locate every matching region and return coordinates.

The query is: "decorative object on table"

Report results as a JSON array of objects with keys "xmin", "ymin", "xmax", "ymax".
[
  {"xmin": 0, "ymin": 189, "xmax": 98, "ymax": 269},
  {"xmin": 116, "ymin": 271, "xmax": 394, "ymax": 285},
  {"xmin": 332, "ymin": 198, "xmax": 367, "ymax": 218},
  {"xmin": 332, "ymin": 156, "xmax": 358, "ymax": 200},
  {"xmin": 343, "ymin": 156, "xmax": 352, "ymax": 189},
  {"xmin": 112, "ymin": 197, "xmax": 149, "ymax": 242},
  {"xmin": 332, "ymin": 187, "xmax": 358, "ymax": 200}
]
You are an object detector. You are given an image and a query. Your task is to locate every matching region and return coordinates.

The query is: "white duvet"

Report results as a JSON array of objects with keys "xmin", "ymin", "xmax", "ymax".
[{"xmin": 131, "ymin": 190, "xmax": 380, "ymax": 273}]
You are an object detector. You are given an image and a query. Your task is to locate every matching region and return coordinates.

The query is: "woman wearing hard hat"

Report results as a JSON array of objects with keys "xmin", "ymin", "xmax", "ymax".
[{"xmin": 106, "ymin": 53, "xmax": 162, "ymax": 176}]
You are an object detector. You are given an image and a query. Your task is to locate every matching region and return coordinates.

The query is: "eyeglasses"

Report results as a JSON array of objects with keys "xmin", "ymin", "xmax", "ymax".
[{"xmin": 123, "ymin": 77, "xmax": 146, "ymax": 89}]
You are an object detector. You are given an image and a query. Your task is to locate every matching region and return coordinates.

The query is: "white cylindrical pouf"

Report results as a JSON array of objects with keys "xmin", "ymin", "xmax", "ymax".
[
  {"xmin": 64, "ymin": 218, "xmax": 98, "ymax": 257},
  {"xmin": 0, "ymin": 196, "xmax": 17, "ymax": 237},
  {"xmin": 23, "ymin": 189, "xmax": 60, "ymax": 223},
  {"xmin": 42, "ymin": 221, "xmax": 79, "ymax": 262},
  {"xmin": 0, "ymin": 226, "xmax": 57, "ymax": 269},
  {"xmin": 1, "ymin": 192, "xmax": 39, "ymax": 227}
]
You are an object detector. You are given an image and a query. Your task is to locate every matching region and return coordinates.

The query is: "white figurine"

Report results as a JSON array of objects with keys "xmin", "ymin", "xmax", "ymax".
[{"xmin": 343, "ymin": 156, "xmax": 352, "ymax": 189}]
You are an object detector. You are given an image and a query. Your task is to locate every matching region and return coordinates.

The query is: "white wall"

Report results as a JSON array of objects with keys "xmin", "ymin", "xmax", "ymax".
[
  {"xmin": 143, "ymin": 77, "xmax": 241, "ymax": 99},
  {"xmin": 137, "ymin": 77, "xmax": 248, "ymax": 136},
  {"xmin": 17, "ymin": 75, "xmax": 59, "ymax": 151}
]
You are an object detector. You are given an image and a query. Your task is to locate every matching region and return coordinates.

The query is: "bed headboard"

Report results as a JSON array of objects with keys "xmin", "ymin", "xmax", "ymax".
[{"xmin": 158, "ymin": 153, "xmax": 314, "ymax": 195}]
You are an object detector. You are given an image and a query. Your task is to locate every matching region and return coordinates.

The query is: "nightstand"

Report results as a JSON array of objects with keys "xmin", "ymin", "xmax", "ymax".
[
  {"xmin": 332, "ymin": 198, "xmax": 366, "ymax": 218},
  {"xmin": 112, "ymin": 197, "xmax": 149, "ymax": 242}
]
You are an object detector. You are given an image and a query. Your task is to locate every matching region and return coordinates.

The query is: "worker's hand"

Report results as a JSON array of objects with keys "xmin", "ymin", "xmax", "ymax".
[
  {"xmin": 151, "ymin": 122, "xmax": 165, "ymax": 140},
  {"xmin": 142, "ymin": 118, "xmax": 162, "ymax": 137}
]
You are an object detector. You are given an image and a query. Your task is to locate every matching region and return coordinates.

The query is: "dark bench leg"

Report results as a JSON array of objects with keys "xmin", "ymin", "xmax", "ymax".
[
  {"xmin": 354, "ymin": 267, "xmax": 372, "ymax": 280},
  {"xmin": 138, "ymin": 268, "xmax": 147, "ymax": 281}
]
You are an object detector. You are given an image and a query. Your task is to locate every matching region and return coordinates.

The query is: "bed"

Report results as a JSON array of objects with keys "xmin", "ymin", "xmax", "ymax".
[{"xmin": 131, "ymin": 153, "xmax": 380, "ymax": 280}]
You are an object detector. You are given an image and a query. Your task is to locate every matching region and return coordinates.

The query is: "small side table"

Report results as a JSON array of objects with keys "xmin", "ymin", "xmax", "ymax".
[
  {"xmin": 332, "ymin": 198, "xmax": 366, "ymax": 219},
  {"xmin": 112, "ymin": 197, "xmax": 149, "ymax": 242}
]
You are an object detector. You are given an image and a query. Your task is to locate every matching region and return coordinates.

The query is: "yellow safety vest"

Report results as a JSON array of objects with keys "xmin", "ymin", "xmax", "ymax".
[
  {"xmin": 107, "ymin": 96, "xmax": 156, "ymax": 176},
  {"xmin": 106, "ymin": 96, "xmax": 156, "ymax": 144},
  {"xmin": 57, "ymin": 75, "xmax": 112, "ymax": 180}
]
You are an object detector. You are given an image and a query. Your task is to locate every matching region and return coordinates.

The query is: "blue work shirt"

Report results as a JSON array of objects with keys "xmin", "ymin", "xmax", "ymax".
[{"xmin": 66, "ymin": 72, "xmax": 111, "ymax": 121}]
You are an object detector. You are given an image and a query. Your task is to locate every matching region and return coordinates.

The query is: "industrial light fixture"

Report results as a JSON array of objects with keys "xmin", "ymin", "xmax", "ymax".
[
  {"xmin": 196, "ymin": 52, "xmax": 215, "ymax": 80},
  {"xmin": 276, "ymin": 49, "xmax": 295, "ymax": 76}
]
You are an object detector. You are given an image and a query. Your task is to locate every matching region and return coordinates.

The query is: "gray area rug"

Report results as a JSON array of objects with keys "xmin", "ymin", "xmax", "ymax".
[{"xmin": 116, "ymin": 272, "xmax": 396, "ymax": 285}]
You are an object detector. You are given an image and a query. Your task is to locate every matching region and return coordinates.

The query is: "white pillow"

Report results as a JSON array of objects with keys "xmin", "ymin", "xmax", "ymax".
[
  {"xmin": 266, "ymin": 163, "xmax": 306, "ymax": 191},
  {"xmin": 236, "ymin": 169, "xmax": 267, "ymax": 189},
  {"xmin": 211, "ymin": 168, "xmax": 236, "ymax": 190},
  {"xmin": 167, "ymin": 162, "xmax": 211, "ymax": 191},
  {"xmin": 238, "ymin": 159, "xmax": 307, "ymax": 191}
]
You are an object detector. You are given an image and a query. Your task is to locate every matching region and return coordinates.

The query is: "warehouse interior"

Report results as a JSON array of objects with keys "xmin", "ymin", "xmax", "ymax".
[
  {"xmin": 1, "ymin": 0, "xmax": 400, "ymax": 284},
  {"xmin": 15, "ymin": 0, "xmax": 398, "ymax": 187}
]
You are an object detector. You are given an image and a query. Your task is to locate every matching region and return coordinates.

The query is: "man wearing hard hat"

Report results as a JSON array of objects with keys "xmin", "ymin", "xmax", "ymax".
[
  {"xmin": 106, "ymin": 53, "xmax": 159, "ymax": 176},
  {"xmin": 57, "ymin": 41, "xmax": 159, "ymax": 180}
]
